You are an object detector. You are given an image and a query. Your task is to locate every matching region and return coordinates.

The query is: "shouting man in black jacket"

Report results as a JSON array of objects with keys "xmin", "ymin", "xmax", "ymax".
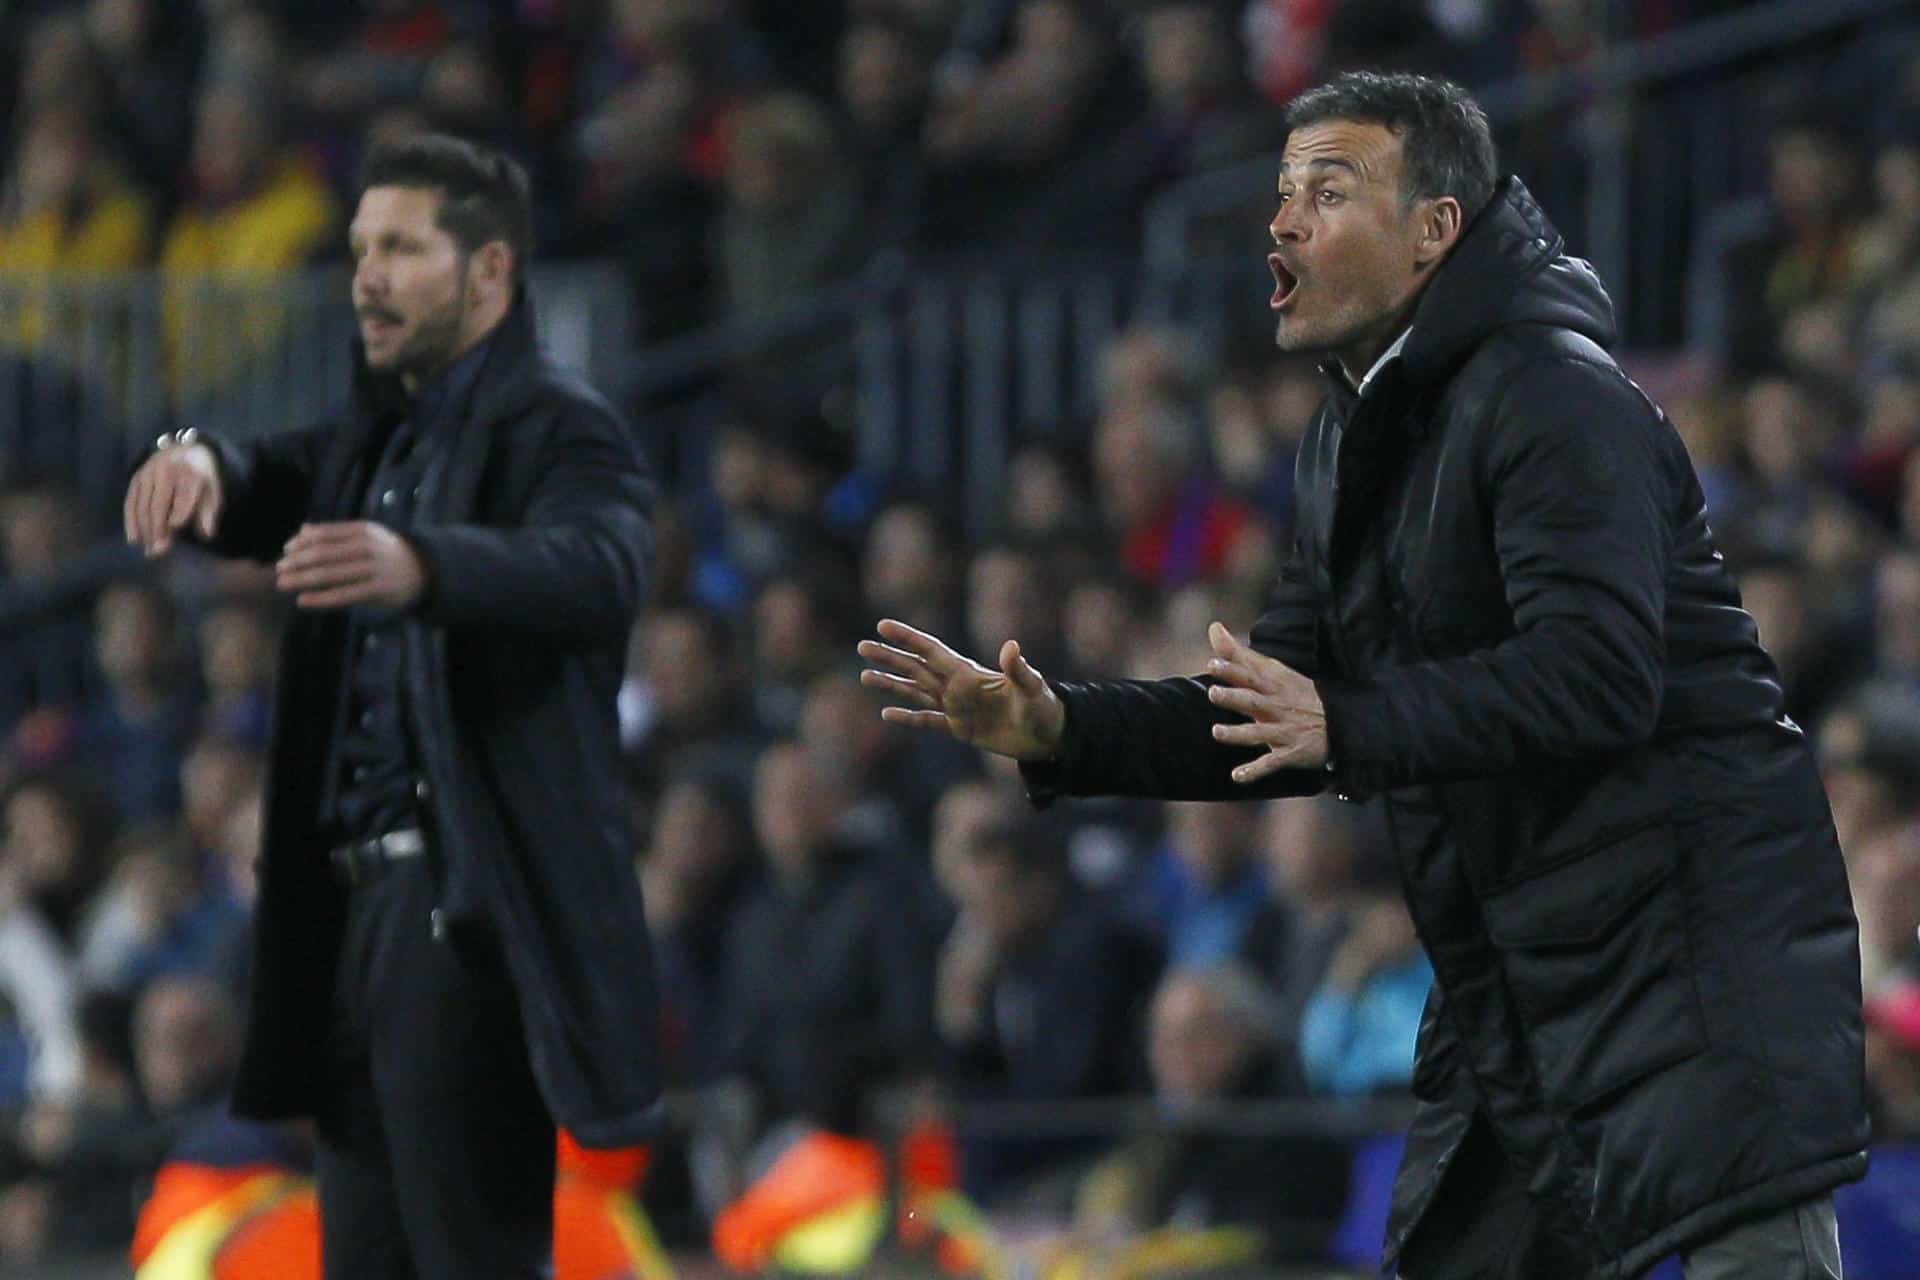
[
  {"xmin": 124, "ymin": 135, "xmax": 660, "ymax": 1278},
  {"xmin": 861, "ymin": 73, "xmax": 1867, "ymax": 1279}
]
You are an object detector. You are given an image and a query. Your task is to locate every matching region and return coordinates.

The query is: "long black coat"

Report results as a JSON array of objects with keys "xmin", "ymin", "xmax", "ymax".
[
  {"xmin": 200, "ymin": 296, "xmax": 663, "ymax": 1147},
  {"xmin": 1024, "ymin": 178, "xmax": 1868, "ymax": 1277}
]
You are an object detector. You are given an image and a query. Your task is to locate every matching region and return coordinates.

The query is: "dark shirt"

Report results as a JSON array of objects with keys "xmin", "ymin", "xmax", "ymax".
[{"xmin": 322, "ymin": 337, "xmax": 493, "ymax": 905}]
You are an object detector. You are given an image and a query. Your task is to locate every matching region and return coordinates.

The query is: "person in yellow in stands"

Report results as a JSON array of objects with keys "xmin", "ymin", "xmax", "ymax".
[
  {"xmin": 158, "ymin": 76, "xmax": 335, "ymax": 398},
  {"xmin": 0, "ymin": 102, "xmax": 153, "ymax": 350}
]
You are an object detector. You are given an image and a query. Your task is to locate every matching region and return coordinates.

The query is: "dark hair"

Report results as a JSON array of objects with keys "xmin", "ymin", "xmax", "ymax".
[
  {"xmin": 357, "ymin": 133, "xmax": 533, "ymax": 282},
  {"xmin": 1283, "ymin": 70, "xmax": 1497, "ymax": 223}
]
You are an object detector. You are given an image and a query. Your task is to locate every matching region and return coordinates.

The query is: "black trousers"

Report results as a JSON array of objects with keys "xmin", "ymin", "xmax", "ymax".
[{"xmin": 315, "ymin": 856, "xmax": 555, "ymax": 1279}]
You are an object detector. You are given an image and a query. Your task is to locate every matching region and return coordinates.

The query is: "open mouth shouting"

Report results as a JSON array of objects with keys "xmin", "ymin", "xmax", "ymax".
[{"xmin": 1268, "ymin": 253, "xmax": 1302, "ymax": 311}]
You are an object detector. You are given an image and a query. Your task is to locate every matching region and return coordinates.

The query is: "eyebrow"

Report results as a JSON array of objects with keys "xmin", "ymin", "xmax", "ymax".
[{"xmin": 1277, "ymin": 157, "xmax": 1362, "ymax": 186}]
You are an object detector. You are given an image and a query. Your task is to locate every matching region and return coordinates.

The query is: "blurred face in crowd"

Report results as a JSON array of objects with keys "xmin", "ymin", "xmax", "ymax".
[
  {"xmin": 753, "ymin": 744, "xmax": 841, "ymax": 878},
  {"xmin": 1150, "ymin": 973, "xmax": 1257, "ymax": 1103},
  {"xmin": 1, "ymin": 490, "xmax": 83, "ymax": 579},
  {"xmin": 198, "ymin": 605, "xmax": 274, "ymax": 698},
  {"xmin": 1262, "ymin": 797, "xmax": 1356, "ymax": 901},
  {"xmin": 966, "ymin": 547, "xmax": 1051, "ymax": 656},
  {"xmin": 1876, "ymin": 553, "xmax": 1920, "ymax": 674},
  {"xmin": 1738, "ymin": 566, "xmax": 1808, "ymax": 666},
  {"xmin": 1063, "ymin": 580, "xmax": 1136, "ymax": 675},
  {"xmin": 1093, "ymin": 401, "xmax": 1186, "ymax": 529},
  {"xmin": 1142, "ymin": 2, "xmax": 1233, "ymax": 112},
  {"xmin": 1769, "ymin": 127, "xmax": 1856, "ymax": 229},
  {"xmin": 4, "ymin": 784, "xmax": 86, "ymax": 894},
  {"xmin": 191, "ymin": 86, "xmax": 270, "ymax": 203},
  {"xmin": 14, "ymin": 109, "xmax": 94, "ymax": 215},
  {"xmin": 135, "ymin": 979, "xmax": 239, "ymax": 1113},
  {"xmin": 1877, "ymin": 143, "xmax": 1920, "ymax": 223},
  {"xmin": 863, "ymin": 504, "xmax": 948, "ymax": 618},
  {"xmin": 86, "ymin": 0, "xmax": 152, "ymax": 59},
  {"xmin": 958, "ymin": 843, "xmax": 1056, "ymax": 946},
  {"xmin": 350, "ymin": 185, "xmax": 513, "ymax": 386},
  {"xmin": 95, "ymin": 584, "xmax": 171, "ymax": 692},
  {"xmin": 840, "ymin": 22, "xmax": 927, "ymax": 134},
  {"xmin": 1006, "ymin": 447, "xmax": 1086, "ymax": 539},
  {"xmin": 1269, "ymin": 120, "xmax": 1462, "ymax": 369},
  {"xmin": 932, "ymin": 781, "xmax": 1018, "ymax": 902},
  {"xmin": 1167, "ymin": 801, "xmax": 1260, "ymax": 890},
  {"xmin": 641, "ymin": 612, "xmax": 729, "ymax": 726},
  {"xmin": 1865, "ymin": 376, "xmax": 1920, "ymax": 447},
  {"xmin": 1741, "ymin": 378, "xmax": 1818, "ymax": 486},
  {"xmin": 182, "ymin": 739, "xmax": 262, "ymax": 848},
  {"xmin": 754, "ymin": 579, "xmax": 827, "ymax": 680},
  {"xmin": 800, "ymin": 676, "xmax": 889, "ymax": 779}
]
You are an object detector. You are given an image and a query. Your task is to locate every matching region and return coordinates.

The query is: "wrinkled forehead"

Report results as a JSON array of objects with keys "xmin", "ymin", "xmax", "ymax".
[{"xmin": 1278, "ymin": 118, "xmax": 1405, "ymax": 188}]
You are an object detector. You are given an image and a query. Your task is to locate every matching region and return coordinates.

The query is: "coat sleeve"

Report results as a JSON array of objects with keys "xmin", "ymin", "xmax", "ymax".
[
  {"xmin": 1019, "ymin": 549, "xmax": 1328, "ymax": 803},
  {"xmin": 1316, "ymin": 357, "xmax": 1674, "ymax": 792},
  {"xmin": 407, "ymin": 398, "xmax": 655, "ymax": 637},
  {"xmin": 192, "ymin": 424, "xmax": 333, "ymax": 563}
]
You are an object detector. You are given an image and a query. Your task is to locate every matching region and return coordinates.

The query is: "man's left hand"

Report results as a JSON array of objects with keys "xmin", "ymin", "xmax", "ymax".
[
  {"xmin": 275, "ymin": 521, "xmax": 428, "ymax": 610},
  {"xmin": 1205, "ymin": 621, "xmax": 1328, "ymax": 781}
]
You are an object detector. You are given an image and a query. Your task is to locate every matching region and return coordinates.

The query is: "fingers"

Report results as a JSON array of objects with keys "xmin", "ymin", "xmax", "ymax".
[
  {"xmin": 860, "ymin": 668, "xmax": 941, "ymax": 710},
  {"xmin": 875, "ymin": 618, "xmax": 966, "ymax": 676},
  {"xmin": 141, "ymin": 468, "xmax": 173, "ymax": 555},
  {"xmin": 999, "ymin": 640, "xmax": 1046, "ymax": 695},
  {"xmin": 1207, "ymin": 685, "xmax": 1268, "ymax": 718},
  {"xmin": 879, "ymin": 706, "xmax": 954, "ymax": 733},
  {"xmin": 1232, "ymin": 747, "xmax": 1306, "ymax": 785},
  {"xmin": 857, "ymin": 639, "xmax": 932, "ymax": 681},
  {"xmin": 1211, "ymin": 717, "xmax": 1280, "ymax": 748},
  {"xmin": 283, "ymin": 522, "xmax": 366, "ymax": 555},
  {"xmin": 276, "ymin": 560, "xmax": 373, "ymax": 594},
  {"xmin": 195, "ymin": 490, "xmax": 221, "ymax": 540},
  {"xmin": 122, "ymin": 472, "xmax": 143, "ymax": 545},
  {"xmin": 293, "ymin": 582, "xmax": 382, "ymax": 610},
  {"xmin": 1207, "ymin": 621, "xmax": 1242, "ymax": 662}
]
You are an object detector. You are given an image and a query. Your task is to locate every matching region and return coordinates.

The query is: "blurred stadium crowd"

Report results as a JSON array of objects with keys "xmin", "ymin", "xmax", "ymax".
[{"xmin": 2, "ymin": 0, "xmax": 1920, "ymax": 1275}]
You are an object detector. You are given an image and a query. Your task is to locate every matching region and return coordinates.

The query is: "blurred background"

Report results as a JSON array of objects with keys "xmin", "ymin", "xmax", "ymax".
[{"xmin": 2, "ymin": 0, "xmax": 1920, "ymax": 1277}]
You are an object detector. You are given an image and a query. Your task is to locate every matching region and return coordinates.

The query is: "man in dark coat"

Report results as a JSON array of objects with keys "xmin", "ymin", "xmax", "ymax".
[
  {"xmin": 123, "ymin": 133, "xmax": 660, "ymax": 1278},
  {"xmin": 861, "ymin": 72, "xmax": 1867, "ymax": 1279}
]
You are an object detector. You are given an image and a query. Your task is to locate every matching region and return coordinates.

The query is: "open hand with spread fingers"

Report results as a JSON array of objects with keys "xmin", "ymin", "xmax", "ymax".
[
  {"xmin": 1204, "ymin": 620, "xmax": 1329, "ymax": 782},
  {"xmin": 857, "ymin": 619, "xmax": 1067, "ymax": 761}
]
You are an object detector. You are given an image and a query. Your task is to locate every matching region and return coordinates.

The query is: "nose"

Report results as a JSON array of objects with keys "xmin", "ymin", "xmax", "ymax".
[
  {"xmin": 1270, "ymin": 199, "xmax": 1305, "ymax": 245},
  {"xmin": 353, "ymin": 257, "xmax": 384, "ymax": 305}
]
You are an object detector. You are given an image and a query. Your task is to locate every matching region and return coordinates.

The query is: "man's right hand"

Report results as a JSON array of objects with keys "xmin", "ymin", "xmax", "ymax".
[
  {"xmin": 123, "ymin": 442, "xmax": 222, "ymax": 557},
  {"xmin": 857, "ymin": 619, "xmax": 1066, "ymax": 761}
]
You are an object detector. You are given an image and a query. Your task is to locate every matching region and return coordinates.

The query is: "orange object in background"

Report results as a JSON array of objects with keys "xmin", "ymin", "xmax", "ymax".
[{"xmin": 133, "ymin": 1130, "xmax": 668, "ymax": 1280}]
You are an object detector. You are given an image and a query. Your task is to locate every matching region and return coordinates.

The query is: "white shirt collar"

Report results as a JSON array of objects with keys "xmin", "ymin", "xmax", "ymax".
[{"xmin": 1353, "ymin": 327, "xmax": 1412, "ymax": 396}]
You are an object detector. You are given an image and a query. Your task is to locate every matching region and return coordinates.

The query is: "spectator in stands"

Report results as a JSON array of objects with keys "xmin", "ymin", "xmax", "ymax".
[
  {"xmin": 77, "ymin": 581, "xmax": 191, "ymax": 825},
  {"xmin": 626, "ymin": 606, "xmax": 765, "ymax": 777},
  {"xmin": 936, "ymin": 813, "xmax": 1162, "ymax": 1197},
  {"xmin": 1092, "ymin": 393, "xmax": 1255, "ymax": 590},
  {"xmin": 922, "ymin": 0, "xmax": 1147, "ymax": 252},
  {"xmin": 1852, "ymin": 815, "xmax": 1920, "ymax": 1000},
  {"xmin": 1004, "ymin": 441, "xmax": 1099, "ymax": 545},
  {"xmin": 641, "ymin": 770, "xmax": 759, "ymax": 1087},
  {"xmin": 717, "ymin": 91, "xmax": 863, "ymax": 321},
  {"xmin": 160, "ymin": 76, "xmax": 337, "ymax": 396},
  {"xmin": 1066, "ymin": 965, "xmax": 1350, "ymax": 1266},
  {"xmin": 292, "ymin": 0, "xmax": 463, "ymax": 125},
  {"xmin": 750, "ymin": 568, "xmax": 853, "ymax": 735},
  {"xmin": 0, "ymin": 785, "xmax": 83, "ymax": 1103},
  {"xmin": 719, "ymin": 741, "xmax": 937, "ymax": 1135},
  {"xmin": 1865, "ymin": 976, "xmax": 1920, "ymax": 1140},
  {"xmin": 196, "ymin": 599, "xmax": 278, "ymax": 746},
  {"xmin": 1726, "ymin": 112, "xmax": 1873, "ymax": 374},
  {"xmin": 77, "ymin": 822, "xmax": 248, "ymax": 996},
  {"xmin": 0, "ymin": 488, "xmax": 86, "ymax": 581},
  {"xmin": 1870, "ymin": 545, "xmax": 1920, "ymax": 687},
  {"xmin": 1061, "ymin": 571, "xmax": 1147, "ymax": 682},
  {"xmin": 1861, "ymin": 129, "xmax": 1920, "ymax": 360},
  {"xmin": 82, "ymin": 0, "xmax": 195, "ymax": 200},
  {"xmin": 862, "ymin": 499, "xmax": 961, "ymax": 640},
  {"xmin": 1135, "ymin": 801, "xmax": 1269, "ymax": 967},
  {"xmin": 1238, "ymin": 797, "xmax": 1384, "ymax": 1063},
  {"xmin": 1296, "ymin": 895, "xmax": 1429, "ymax": 1097},
  {"xmin": 3, "ymin": 772, "xmax": 110, "ymax": 949},
  {"xmin": 0, "ymin": 102, "xmax": 154, "ymax": 351},
  {"xmin": 1129, "ymin": 0, "xmax": 1278, "ymax": 186},
  {"xmin": 838, "ymin": 12, "xmax": 935, "ymax": 251},
  {"xmin": 966, "ymin": 540, "xmax": 1066, "ymax": 679}
]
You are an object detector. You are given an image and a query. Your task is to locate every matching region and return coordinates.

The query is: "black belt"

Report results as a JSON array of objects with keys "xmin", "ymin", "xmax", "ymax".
[{"xmin": 328, "ymin": 828, "xmax": 426, "ymax": 887}]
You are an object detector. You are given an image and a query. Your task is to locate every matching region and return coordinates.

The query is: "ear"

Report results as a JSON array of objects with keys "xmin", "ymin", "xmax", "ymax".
[
  {"xmin": 471, "ymin": 241, "xmax": 514, "ymax": 296},
  {"xmin": 1414, "ymin": 196, "xmax": 1464, "ymax": 269}
]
